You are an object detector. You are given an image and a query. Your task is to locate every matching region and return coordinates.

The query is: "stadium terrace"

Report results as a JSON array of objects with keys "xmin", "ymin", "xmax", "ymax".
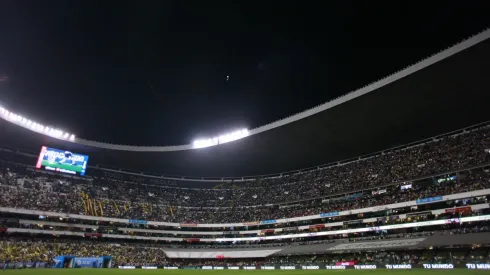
[
  {"xmin": 0, "ymin": 29, "xmax": 490, "ymax": 270},
  {"xmin": 1, "ymin": 110, "xmax": 490, "ymax": 269}
]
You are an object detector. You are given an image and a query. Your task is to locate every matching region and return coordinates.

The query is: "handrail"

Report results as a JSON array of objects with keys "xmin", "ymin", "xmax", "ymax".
[
  {"xmin": 2, "ymin": 188, "xmax": 489, "ymax": 228},
  {"xmin": 6, "ymin": 214, "xmax": 490, "ymax": 243}
]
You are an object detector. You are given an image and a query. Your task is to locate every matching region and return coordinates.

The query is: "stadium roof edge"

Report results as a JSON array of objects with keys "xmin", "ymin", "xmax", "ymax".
[
  {"xmin": 5, "ymin": 119, "xmax": 487, "ymax": 183},
  {"xmin": 250, "ymin": 29, "xmax": 490, "ymax": 134},
  {"xmin": 82, "ymin": 120, "xmax": 490, "ymax": 181},
  {"xmin": 61, "ymin": 28, "xmax": 490, "ymax": 152}
]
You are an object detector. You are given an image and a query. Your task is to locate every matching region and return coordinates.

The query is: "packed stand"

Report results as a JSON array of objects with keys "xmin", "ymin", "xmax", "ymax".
[
  {"xmin": 75, "ymin": 125, "xmax": 490, "ymax": 207},
  {"xmin": 0, "ymin": 125, "xmax": 489, "ymax": 224},
  {"xmin": 0, "ymin": 168, "xmax": 489, "ymax": 223},
  {"xmin": 2, "ymin": 198, "xmax": 489, "ymax": 249},
  {"xmin": 1, "ymin": 235, "xmax": 489, "ymax": 268},
  {"xmin": 0, "ymin": 237, "xmax": 165, "ymax": 267},
  {"xmin": 265, "ymin": 249, "xmax": 489, "ymax": 266}
]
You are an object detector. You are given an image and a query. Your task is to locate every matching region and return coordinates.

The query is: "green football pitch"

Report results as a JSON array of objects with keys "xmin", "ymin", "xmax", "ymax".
[
  {"xmin": 41, "ymin": 160, "xmax": 83, "ymax": 172},
  {"xmin": 2, "ymin": 270, "xmax": 487, "ymax": 275}
]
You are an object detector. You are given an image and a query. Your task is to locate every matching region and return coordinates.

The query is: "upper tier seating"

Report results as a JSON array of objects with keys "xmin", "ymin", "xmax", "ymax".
[{"xmin": 0, "ymin": 125, "xmax": 489, "ymax": 224}]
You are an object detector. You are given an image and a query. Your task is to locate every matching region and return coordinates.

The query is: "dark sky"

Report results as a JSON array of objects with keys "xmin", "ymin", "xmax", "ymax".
[{"xmin": 0, "ymin": 1, "xmax": 488, "ymax": 146}]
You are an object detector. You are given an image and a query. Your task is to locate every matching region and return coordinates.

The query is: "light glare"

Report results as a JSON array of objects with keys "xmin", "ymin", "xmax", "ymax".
[
  {"xmin": 0, "ymin": 106, "xmax": 75, "ymax": 141},
  {"xmin": 193, "ymin": 129, "xmax": 249, "ymax": 149}
]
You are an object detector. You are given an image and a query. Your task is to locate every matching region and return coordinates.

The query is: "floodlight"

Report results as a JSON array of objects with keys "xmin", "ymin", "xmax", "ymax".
[
  {"xmin": 193, "ymin": 129, "xmax": 249, "ymax": 149},
  {"xmin": 193, "ymin": 140, "xmax": 203, "ymax": 148},
  {"xmin": 218, "ymin": 129, "xmax": 249, "ymax": 144},
  {"xmin": 0, "ymin": 105, "xmax": 75, "ymax": 141},
  {"xmin": 193, "ymin": 138, "xmax": 218, "ymax": 149}
]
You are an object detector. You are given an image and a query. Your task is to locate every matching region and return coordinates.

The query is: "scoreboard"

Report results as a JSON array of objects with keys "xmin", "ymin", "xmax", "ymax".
[{"xmin": 36, "ymin": 146, "xmax": 89, "ymax": 176}]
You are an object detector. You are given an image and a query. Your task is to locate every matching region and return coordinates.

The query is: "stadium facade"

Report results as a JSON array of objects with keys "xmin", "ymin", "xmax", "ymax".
[{"xmin": 1, "ymin": 30, "xmax": 490, "ymax": 269}]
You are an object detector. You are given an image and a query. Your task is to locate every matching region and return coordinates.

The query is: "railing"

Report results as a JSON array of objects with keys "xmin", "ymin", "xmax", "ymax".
[
  {"xmin": 2, "ymin": 188, "xmax": 489, "ymax": 228},
  {"xmin": 17, "ymin": 203, "xmax": 487, "ymax": 236},
  {"xmin": 6, "ymin": 214, "xmax": 490, "ymax": 243}
]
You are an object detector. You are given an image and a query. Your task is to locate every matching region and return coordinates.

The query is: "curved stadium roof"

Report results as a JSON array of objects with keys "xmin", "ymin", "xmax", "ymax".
[{"xmin": 1, "ymin": 29, "xmax": 490, "ymax": 178}]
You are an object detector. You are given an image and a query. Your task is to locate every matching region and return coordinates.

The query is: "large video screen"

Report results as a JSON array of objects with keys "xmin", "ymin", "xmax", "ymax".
[{"xmin": 36, "ymin": 146, "xmax": 89, "ymax": 176}]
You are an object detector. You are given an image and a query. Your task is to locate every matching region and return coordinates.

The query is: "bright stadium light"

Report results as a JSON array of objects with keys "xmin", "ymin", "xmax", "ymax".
[
  {"xmin": 218, "ymin": 129, "xmax": 249, "ymax": 144},
  {"xmin": 193, "ymin": 129, "xmax": 249, "ymax": 149},
  {"xmin": 0, "ymin": 105, "xmax": 75, "ymax": 142},
  {"xmin": 193, "ymin": 138, "xmax": 219, "ymax": 149}
]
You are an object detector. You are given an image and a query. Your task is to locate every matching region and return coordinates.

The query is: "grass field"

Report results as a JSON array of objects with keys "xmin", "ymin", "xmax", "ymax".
[
  {"xmin": 42, "ymin": 160, "xmax": 83, "ymax": 172},
  {"xmin": 2, "ymin": 270, "xmax": 488, "ymax": 275}
]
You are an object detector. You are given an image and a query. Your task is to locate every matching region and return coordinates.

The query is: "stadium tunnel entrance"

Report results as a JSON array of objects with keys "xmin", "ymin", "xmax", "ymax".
[
  {"xmin": 53, "ymin": 256, "xmax": 75, "ymax": 268},
  {"xmin": 102, "ymin": 257, "xmax": 112, "ymax": 268}
]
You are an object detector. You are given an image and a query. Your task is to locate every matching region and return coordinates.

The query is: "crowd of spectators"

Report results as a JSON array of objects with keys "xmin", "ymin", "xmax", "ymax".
[
  {"xmin": 0, "ymin": 238, "xmax": 166, "ymax": 267},
  {"xmin": 0, "ymin": 125, "xmax": 488, "ymax": 268},
  {"xmin": 1, "ymin": 235, "xmax": 489, "ymax": 267},
  {"xmin": 265, "ymin": 248, "xmax": 490, "ymax": 265},
  {"xmin": 0, "ymin": 169, "xmax": 488, "ymax": 224},
  {"xmin": 3, "ymin": 213, "xmax": 489, "ymax": 249},
  {"xmin": 130, "ymin": 223, "xmax": 490, "ymax": 249},
  {"xmin": 6, "ymin": 199, "xmax": 489, "ymax": 239},
  {"xmin": 95, "ymin": 125, "xmax": 490, "ymax": 204},
  {"xmin": 0, "ymin": 125, "xmax": 489, "ymax": 224}
]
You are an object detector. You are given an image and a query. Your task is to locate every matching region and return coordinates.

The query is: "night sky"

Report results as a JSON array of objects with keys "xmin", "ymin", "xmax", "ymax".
[{"xmin": 0, "ymin": 1, "xmax": 488, "ymax": 146}]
